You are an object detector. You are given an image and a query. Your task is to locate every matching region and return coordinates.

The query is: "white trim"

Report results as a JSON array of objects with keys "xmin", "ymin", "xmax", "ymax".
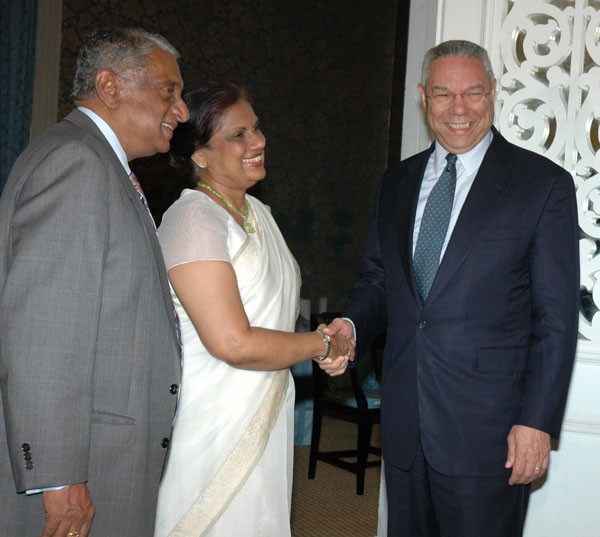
[
  {"xmin": 437, "ymin": 0, "xmax": 487, "ymax": 44},
  {"xmin": 575, "ymin": 340, "xmax": 600, "ymax": 364},
  {"xmin": 562, "ymin": 417, "xmax": 600, "ymax": 436},
  {"xmin": 400, "ymin": 0, "xmax": 438, "ymax": 159}
]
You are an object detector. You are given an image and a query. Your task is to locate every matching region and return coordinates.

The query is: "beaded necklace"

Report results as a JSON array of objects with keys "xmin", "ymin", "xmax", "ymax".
[{"xmin": 196, "ymin": 181, "xmax": 255, "ymax": 233}]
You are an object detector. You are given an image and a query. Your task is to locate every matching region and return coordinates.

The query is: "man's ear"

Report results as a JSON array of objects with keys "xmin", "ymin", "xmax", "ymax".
[
  {"xmin": 95, "ymin": 69, "xmax": 121, "ymax": 109},
  {"xmin": 418, "ymin": 83, "xmax": 427, "ymax": 111}
]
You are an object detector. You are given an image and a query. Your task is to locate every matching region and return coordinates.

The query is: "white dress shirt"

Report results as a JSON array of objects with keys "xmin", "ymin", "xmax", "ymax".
[{"xmin": 412, "ymin": 131, "xmax": 493, "ymax": 261}]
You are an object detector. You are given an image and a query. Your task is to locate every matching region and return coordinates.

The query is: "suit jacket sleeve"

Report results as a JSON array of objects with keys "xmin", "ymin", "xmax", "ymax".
[
  {"xmin": 517, "ymin": 165, "xmax": 579, "ymax": 437},
  {"xmin": 343, "ymin": 180, "xmax": 388, "ymax": 355},
  {"xmin": 0, "ymin": 136, "xmax": 113, "ymax": 491}
]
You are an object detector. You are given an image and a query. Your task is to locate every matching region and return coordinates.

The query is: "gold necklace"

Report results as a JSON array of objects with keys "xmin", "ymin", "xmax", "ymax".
[{"xmin": 196, "ymin": 181, "xmax": 255, "ymax": 233}]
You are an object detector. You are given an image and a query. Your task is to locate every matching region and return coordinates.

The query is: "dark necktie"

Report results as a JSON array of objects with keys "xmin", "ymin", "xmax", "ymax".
[{"xmin": 413, "ymin": 153, "xmax": 458, "ymax": 301}]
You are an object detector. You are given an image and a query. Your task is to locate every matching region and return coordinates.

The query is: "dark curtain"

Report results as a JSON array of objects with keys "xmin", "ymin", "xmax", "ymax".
[{"xmin": 0, "ymin": 0, "xmax": 38, "ymax": 193}]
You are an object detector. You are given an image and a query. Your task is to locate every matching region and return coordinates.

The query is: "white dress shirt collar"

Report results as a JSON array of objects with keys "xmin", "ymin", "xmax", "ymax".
[
  {"xmin": 78, "ymin": 106, "xmax": 131, "ymax": 175},
  {"xmin": 433, "ymin": 130, "xmax": 493, "ymax": 176}
]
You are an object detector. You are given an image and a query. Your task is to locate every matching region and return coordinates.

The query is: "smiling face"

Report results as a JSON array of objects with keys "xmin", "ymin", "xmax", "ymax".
[
  {"xmin": 194, "ymin": 99, "xmax": 266, "ymax": 193},
  {"xmin": 418, "ymin": 55, "xmax": 496, "ymax": 154},
  {"xmin": 115, "ymin": 48, "xmax": 189, "ymax": 160}
]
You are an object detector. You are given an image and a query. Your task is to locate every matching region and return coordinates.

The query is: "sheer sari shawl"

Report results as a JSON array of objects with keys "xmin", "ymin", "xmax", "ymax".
[{"xmin": 155, "ymin": 190, "xmax": 300, "ymax": 537}]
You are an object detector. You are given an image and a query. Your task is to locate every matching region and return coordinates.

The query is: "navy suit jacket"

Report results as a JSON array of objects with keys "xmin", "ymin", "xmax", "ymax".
[{"xmin": 343, "ymin": 128, "xmax": 579, "ymax": 477}]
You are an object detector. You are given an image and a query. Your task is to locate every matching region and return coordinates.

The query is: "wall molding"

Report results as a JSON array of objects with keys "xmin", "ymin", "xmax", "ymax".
[
  {"xmin": 575, "ymin": 340, "xmax": 600, "ymax": 365},
  {"xmin": 562, "ymin": 416, "xmax": 600, "ymax": 436}
]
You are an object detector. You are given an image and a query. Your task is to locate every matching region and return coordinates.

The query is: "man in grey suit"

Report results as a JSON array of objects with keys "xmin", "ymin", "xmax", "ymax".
[{"xmin": 0, "ymin": 28, "xmax": 189, "ymax": 536}]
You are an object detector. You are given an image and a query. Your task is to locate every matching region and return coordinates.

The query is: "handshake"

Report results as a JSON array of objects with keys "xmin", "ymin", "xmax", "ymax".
[{"xmin": 313, "ymin": 318, "xmax": 356, "ymax": 377}]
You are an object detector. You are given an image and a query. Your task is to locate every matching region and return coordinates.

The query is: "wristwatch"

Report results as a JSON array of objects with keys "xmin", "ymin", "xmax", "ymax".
[{"xmin": 315, "ymin": 329, "xmax": 331, "ymax": 361}]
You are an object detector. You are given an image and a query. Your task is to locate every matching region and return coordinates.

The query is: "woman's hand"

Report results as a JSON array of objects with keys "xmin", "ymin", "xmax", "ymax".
[{"xmin": 314, "ymin": 325, "xmax": 355, "ymax": 376}]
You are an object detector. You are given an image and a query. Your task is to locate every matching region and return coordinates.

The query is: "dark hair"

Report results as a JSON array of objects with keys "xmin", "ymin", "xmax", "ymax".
[
  {"xmin": 71, "ymin": 27, "xmax": 180, "ymax": 101},
  {"xmin": 168, "ymin": 80, "xmax": 250, "ymax": 183}
]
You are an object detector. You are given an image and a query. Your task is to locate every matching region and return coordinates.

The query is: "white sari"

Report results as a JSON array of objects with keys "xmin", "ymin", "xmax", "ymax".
[{"xmin": 154, "ymin": 189, "xmax": 299, "ymax": 537}]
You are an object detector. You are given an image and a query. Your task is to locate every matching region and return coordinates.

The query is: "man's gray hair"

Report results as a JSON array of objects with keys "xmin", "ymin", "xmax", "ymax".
[
  {"xmin": 71, "ymin": 27, "xmax": 180, "ymax": 101},
  {"xmin": 421, "ymin": 40, "xmax": 495, "ymax": 88}
]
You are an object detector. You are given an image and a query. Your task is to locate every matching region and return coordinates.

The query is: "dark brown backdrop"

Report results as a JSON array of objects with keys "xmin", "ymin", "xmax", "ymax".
[{"xmin": 59, "ymin": 0, "xmax": 409, "ymax": 310}]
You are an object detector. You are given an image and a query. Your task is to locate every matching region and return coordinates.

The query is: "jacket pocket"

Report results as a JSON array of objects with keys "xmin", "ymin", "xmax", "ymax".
[{"xmin": 91, "ymin": 410, "xmax": 135, "ymax": 425}]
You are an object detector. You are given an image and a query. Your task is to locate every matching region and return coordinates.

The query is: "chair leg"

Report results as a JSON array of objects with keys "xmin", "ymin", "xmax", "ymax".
[
  {"xmin": 356, "ymin": 418, "xmax": 373, "ymax": 495},
  {"xmin": 308, "ymin": 405, "xmax": 323, "ymax": 479}
]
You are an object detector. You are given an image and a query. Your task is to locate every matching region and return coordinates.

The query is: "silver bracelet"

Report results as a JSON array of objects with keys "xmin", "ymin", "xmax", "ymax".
[{"xmin": 315, "ymin": 329, "xmax": 331, "ymax": 361}]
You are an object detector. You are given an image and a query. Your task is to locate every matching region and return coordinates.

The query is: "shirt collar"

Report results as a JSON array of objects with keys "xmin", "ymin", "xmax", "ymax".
[
  {"xmin": 78, "ymin": 106, "xmax": 131, "ymax": 175},
  {"xmin": 433, "ymin": 130, "xmax": 493, "ymax": 176}
]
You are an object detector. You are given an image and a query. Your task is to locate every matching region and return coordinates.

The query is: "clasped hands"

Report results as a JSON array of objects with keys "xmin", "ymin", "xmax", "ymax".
[{"xmin": 313, "ymin": 318, "xmax": 355, "ymax": 377}]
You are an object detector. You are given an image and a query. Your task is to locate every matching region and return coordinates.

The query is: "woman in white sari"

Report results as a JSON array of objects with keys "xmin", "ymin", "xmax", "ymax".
[{"xmin": 154, "ymin": 81, "xmax": 353, "ymax": 537}]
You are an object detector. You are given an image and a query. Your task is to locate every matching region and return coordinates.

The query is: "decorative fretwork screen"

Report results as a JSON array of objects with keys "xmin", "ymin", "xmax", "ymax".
[{"xmin": 494, "ymin": 0, "xmax": 600, "ymax": 340}]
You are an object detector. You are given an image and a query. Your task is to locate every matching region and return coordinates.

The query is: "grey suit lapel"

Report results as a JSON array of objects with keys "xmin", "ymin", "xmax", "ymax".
[{"xmin": 66, "ymin": 111, "xmax": 179, "ymax": 344}]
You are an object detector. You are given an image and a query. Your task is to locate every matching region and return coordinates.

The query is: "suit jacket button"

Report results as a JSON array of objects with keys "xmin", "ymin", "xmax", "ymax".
[
  {"xmin": 418, "ymin": 320, "xmax": 427, "ymax": 329},
  {"xmin": 169, "ymin": 383, "xmax": 179, "ymax": 395},
  {"xmin": 24, "ymin": 453, "xmax": 32, "ymax": 461},
  {"xmin": 25, "ymin": 461, "xmax": 34, "ymax": 470},
  {"xmin": 161, "ymin": 437, "xmax": 170, "ymax": 449},
  {"xmin": 21, "ymin": 443, "xmax": 31, "ymax": 452}
]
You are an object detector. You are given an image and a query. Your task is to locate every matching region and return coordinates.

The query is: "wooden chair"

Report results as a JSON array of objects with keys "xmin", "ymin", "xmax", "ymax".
[{"xmin": 308, "ymin": 312, "xmax": 382, "ymax": 495}]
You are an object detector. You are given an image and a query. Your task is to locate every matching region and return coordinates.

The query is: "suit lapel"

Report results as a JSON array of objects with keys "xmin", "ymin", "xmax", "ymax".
[
  {"xmin": 392, "ymin": 146, "xmax": 433, "ymax": 304},
  {"xmin": 117, "ymin": 171, "xmax": 180, "ymax": 345},
  {"xmin": 118, "ymin": 171, "xmax": 179, "ymax": 344},
  {"xmin": 66, "ymin": 111, "xmax": 179, "ymax": 344},
  {"xmin": 425, "ymin": 133, "xmax": 515, "ymax": 303}
]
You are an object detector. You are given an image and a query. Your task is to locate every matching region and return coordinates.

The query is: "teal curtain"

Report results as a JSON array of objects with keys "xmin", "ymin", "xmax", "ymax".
[{"xmin": 0, "ymin": 0, "xmax": 38, "ymax": 192}]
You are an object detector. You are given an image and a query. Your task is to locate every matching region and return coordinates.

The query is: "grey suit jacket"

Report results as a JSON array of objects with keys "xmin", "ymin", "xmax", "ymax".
[{"xmin": 0, "ymin": 110, "xmax": 182, "ymax": 536}]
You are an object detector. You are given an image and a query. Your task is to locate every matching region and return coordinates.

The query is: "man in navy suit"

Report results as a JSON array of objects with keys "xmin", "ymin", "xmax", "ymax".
[{"xmin": 327, "ymin": 40, "xmax": 579, "ymax": 536}]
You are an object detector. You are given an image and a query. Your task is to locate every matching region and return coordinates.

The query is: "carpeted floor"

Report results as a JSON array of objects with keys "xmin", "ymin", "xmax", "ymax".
[{"xmin": 291, "ymin": 417, "xmax": 382, "ymax": 537}]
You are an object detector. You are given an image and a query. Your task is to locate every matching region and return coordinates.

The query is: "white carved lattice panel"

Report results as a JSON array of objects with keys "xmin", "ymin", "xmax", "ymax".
[{"xmin": 495, "ymin": 0, "xmax": 600, "ymax": 340}]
